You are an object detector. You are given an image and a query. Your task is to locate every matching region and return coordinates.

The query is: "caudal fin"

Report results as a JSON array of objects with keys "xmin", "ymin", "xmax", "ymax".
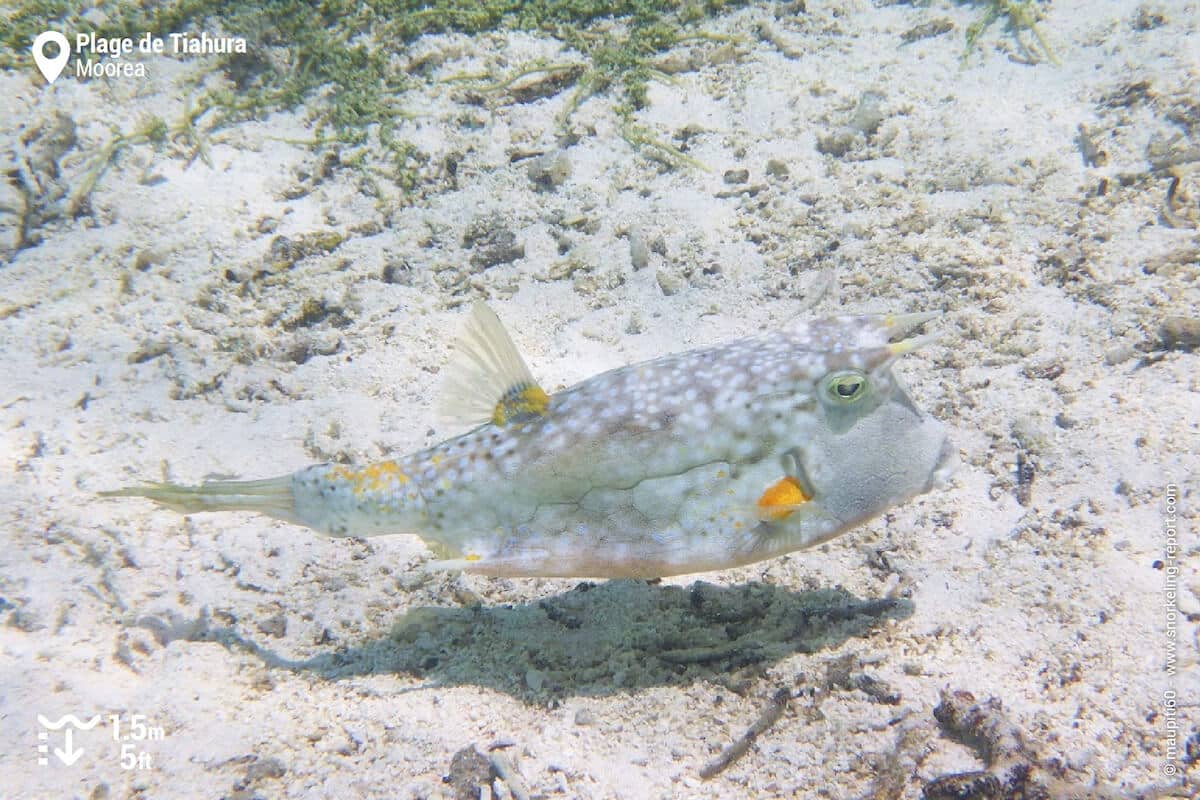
[{"xmin": 101, "ymin": 476, "xmax": 298, "ymax": 523}]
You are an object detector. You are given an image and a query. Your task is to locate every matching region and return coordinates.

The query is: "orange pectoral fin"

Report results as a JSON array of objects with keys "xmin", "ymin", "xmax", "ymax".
[{"xmin": 756, "ymin": 476, "xmax": 812, "ymax": 521}]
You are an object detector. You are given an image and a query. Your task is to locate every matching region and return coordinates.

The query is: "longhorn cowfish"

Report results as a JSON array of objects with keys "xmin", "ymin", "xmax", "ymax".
[{"xmin": 103, "ymin": 303, "xmax": 957, "ymax": 578}]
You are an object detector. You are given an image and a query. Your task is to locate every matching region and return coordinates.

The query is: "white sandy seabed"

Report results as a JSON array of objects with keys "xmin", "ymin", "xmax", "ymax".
[{"xmin": 1, "ymin": 1, "xmax": 1198, "ymax": 798}]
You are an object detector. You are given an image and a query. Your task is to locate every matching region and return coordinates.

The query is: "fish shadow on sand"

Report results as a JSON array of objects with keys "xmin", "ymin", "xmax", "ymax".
[{"xmin": 200, "ymin": 580, "xmax": 911, "ymax": 703}]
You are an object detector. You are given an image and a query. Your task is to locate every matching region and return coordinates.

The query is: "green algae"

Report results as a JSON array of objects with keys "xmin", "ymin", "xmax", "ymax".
[
  {"xmin": 3, "ymin": 0, "xmax": 752, "ymax": 142},
  {"xmin": 961, "ymin": 0, "xmax": 1058, "ymax": 65}
]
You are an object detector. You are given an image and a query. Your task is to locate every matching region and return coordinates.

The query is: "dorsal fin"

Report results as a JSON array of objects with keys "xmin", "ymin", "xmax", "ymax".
[{"xmin": 439, "ymin": 302, "xmax": 549, "ymax": 428}]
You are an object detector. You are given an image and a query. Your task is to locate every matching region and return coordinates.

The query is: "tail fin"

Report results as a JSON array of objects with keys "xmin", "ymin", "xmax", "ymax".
[{"xmin": 101, "ymin": 475, "xmax": 298, "ymax": 524}]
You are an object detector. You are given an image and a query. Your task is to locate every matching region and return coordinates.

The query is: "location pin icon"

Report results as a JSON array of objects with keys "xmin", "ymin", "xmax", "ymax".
[{"xmin": 32, "ymin": 31, "xmax": 70, "ymax": 84}]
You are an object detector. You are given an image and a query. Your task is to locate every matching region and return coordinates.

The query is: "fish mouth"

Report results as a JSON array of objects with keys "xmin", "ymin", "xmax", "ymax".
[{"xmin": 928, "ymin": 437, "xmax": 958, "ymax": 490}]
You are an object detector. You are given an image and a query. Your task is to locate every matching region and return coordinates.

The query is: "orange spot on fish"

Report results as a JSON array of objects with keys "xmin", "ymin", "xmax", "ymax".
[{"xmin": 331, "ymin": 461, "xmax": 409, "ymax": 496}]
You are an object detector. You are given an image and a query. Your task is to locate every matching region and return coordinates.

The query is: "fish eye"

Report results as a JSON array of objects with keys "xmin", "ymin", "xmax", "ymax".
[{"xmin": 825, "ymin": 371, "xmax": 867, "ymax": 403}]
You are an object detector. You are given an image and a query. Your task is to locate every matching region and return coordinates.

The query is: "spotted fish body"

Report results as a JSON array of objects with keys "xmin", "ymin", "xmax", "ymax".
[{"xmin": 105, "ymin": 304, "xmax": 956, "ymax": 578}]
